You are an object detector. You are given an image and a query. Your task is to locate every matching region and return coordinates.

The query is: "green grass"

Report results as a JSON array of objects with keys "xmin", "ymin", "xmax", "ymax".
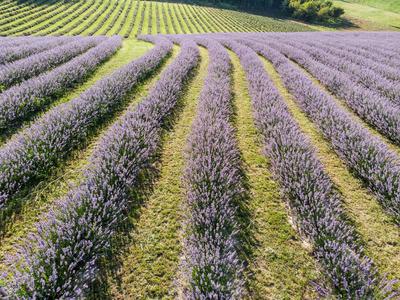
[
  {"xmin": 260, "ymin": 55, "xmax": 400, "ymax": 288},
  {"xmin": 341, "ymin": 0, "xmax": 400, "ymax": 13},
  {"xmin": 230, "ymin": 52, "xmax": 322, "ymax": 299},
  {"xmin": 0, "ymin": 0, "xmax": 312, "ymax": 36},
  {"xmin": 334, "ymin": 0, "xmax": 400, "ymax": 30}
]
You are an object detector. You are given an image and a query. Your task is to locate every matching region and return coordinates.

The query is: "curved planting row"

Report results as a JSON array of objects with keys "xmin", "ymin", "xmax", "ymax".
[
  {"xmin": 0, "ymin": 1, "xmax": 77, "ymax": 36},
  {"xmin": 99, "ymin": 0, "xmax": 126, "ymax": 36},
  {"xmin": 0, "ymin": 0, "xmax": 49, "ymax": 27},
  {"xmin": 114, "ymin": 0, "xmax": 134, "ymax": 35},
  {"xmin": 167, "ymin": 3, "xmax": 179, "ymax": 34},
  {"xmin": 0, "ymin": 36, "xmax": 117, "ymax": 131},
  {"xmin": 19, "ymin": 1, "xmax": 86, "ymax": 36},
  {"xmin": 0, "ymin": 1, "xmax": 61, "ymax": 34},
  {"xmin": 148, "ymin": 1, "xmax": 153, "ymax": 34},
  {"xmin": 0, "ymin": 36, "xmax": 171, "ymax": 222},
  {"xmin": 155, "ymin": 1, "xmax": 161, "ymax": 34},
  {"xmin": 243, "ymin": 38, "xmax": 400, "ymax": 226},
  {"xmin": 161, "ymin": 3, "xmax": 171, "ymax": 34},
  {"xmin": 73, "ymin": 0, "xmax": 112, "ymax": 36},
  {"xmin": 0, "ymin": 36, "xmax": 72, "ymax": 65},
  {"xmin": 172, "ymin": 4, "xmax": 187, "ymax": 34},
  {"xmin": 256, "ymin": 37, "xmax": 400, "ymax": 147},
  {"xmin": 182, "ymin": 4, "xmax": 202, "ymax": 33},
  {"xmin": 1, "ymin": 36, "xmax": 199, "ymax": 299},
  {"xmin": 87, "ymin": 0, "xmax": 119, "ymax": 36},
  {"xmin": 39, "ymin": 0, "xmax": 97, "ymax": 36},
  {"xmin": 306, "ymin": 39, "xmax": 400, "ymax": 83},
  {"xmin": 0, "ymin": 37, "xmax": 101, "ymax": 90},
  {"xmin": 322, "ymin": 40, "xmax": 400, "ymax": 73},
  {"xmin": 124, "ymin": 0, "xmax": 140, "ymax": 38},
  {"xmin": 136, "ymin": 1, "xmax": 147, "ymax": 36},
  {"xmin": 188, "ymin": 5, "xmax": 213, "ymax": 33},
  {"xmin": 0, "ymin": 36, "xmax": 49, "ymax": 49},
  {"xmin": 56, "ymin": 0, "xmax": 105, "ymax": 36},
  {"xmin": 182, "ymin": 37, "xmax": 245, "ymax": 298},
  {"xmin": 220, "ymin": 37, "xmax": 385, "ymax": 298}
]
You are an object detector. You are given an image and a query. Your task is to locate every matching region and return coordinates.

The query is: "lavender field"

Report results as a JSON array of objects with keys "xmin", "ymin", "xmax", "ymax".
[{"xmin": 0, "ymin": 32, "xmax": 399, "ymax": 299}]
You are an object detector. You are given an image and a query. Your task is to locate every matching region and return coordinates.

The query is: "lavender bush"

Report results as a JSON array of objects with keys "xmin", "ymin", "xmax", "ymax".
[
  {"xmin": 0, "ymin": 36, "xmax": 102, "ymax": 90},
  {"xmin": 182, "ymin": 36, "xmax": 245, "ymax": 298},
  {"xmin": 0, "ymin": 36, "xmax": 73, "ymax": 65},
  {"xmin": 218, "ymin": 36, "xmax": 385, "ymax": 298},
  {"xmin": 282, "ymin": 38, "xmax": 400, "ymax": 105},
  {"xmin": 256, "ymin": 37, "xmax": 400, "ymax": 147},
  {"xmin": 0, "ymin": 36, "xmax": 120, "ymax": 130},
  {"xmin": 0, "ymin": 36, "xmax": 172, "ymax": 223},
  {"xmin": 1, "ymin": 37, "xmax": 199, "ymax": 299},
  {"xmin": 242, "ymin": 37, "xmax": 400, "ymax": 226}
]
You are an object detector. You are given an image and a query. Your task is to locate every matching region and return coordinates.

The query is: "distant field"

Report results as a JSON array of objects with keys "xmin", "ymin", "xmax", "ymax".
[{"xmin": 0, "ymin": 0, "xmax": 311, "ymax": 37}]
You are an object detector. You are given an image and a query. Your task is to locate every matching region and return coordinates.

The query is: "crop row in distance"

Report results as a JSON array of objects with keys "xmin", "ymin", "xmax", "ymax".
[
  {"xmin": 0, "ymin": 0, "xmax": 311, "ymax": 37},
  {"xmin": 0, "ymin": 32, "xmax": 399, "ymax": 299}
]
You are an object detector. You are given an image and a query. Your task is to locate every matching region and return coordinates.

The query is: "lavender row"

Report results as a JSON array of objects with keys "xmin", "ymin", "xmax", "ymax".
[
  {"xmin": 0, "ymin": 37, "xmax": 43, "ymax": 49},
  {"xmin": 55, "ymin": 0, "xmax": 104, "ymax": 36},
  {"xmin": 182, "ymin": 37, "xmax": 245, "ymax": 298},
  {"xmin": 0, "ymin": 37, "xmax": 103, "ymax": 90},
  {"xmin": 136, "ymin": 1, "xmax": 147, "ymax": 36},
  {"xmin": 25, "ymin": 0, "xmax": 96, "ymax": 36},
  {"xmin": 311, "ymin": 39, "xmax": 400, "ymax": 79},
  {"xmin": 282, "ymin": 38, "xmax": 400, "ymax": 105},
  {"xmin": 155, "ymin": 2, "xmax": 161, "ymax": 34},
  {"xmin": 2, "ymin": 37, "xmax": 198, "ymax": 299},
  {"xmin": 148, "ymin": 1, "xmax": 153, "ymax": 34},
  {"xmin": 1, "ymin": 1, "xmax": 75, "ymax": 36},
  {"xmin": 0, "ymin": 36, "xmax": 170, "ymax": 220},
  {"xmin": 0, "ymin": 1, "xmax": 47, "ymax": 24},
  {"xmin": 0, "ymin": 36, "xmax": 119, "ymax": 131},
  {"xmin": 0, "ymin": 36, "xmax": 72, "ymax": 65},
  {"xmin": 242, "ymin": 38, "xmax": 400, "ymax": 226},
  {"xmin": 161, "ymin": 3, "xmax": 170, "ymax": 34},
  {"xmin": 114, "ymin": 0, "xmax": 134, "ymax": 35},
  {"xmin": 99, "ymin": 0, "xmax": 124, "ymax": 36},
  {"xmin": 87, "ymin": 0, "xmax": 119, "ymax": 36},
  {"xmin": 43, "ymin": 0, "xmax": 96, "ymax": 36},
  {"xmin": 220, "ymin": 37, "xmax": 385, "ymax": 298},
  {"xmin": 124, "ymin": 0, "xmax": 140, "ymax": 38},
  {"xmin": 255, "ymin": 37, "xmax": 400, "ymax": 147},
  {"xmin": 73, "ymin": 0, "xmax": 112, "ymax": 36}
]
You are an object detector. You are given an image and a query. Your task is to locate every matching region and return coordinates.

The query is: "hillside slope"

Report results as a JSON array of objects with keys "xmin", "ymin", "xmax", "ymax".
[
  {"xmin": 334, "ymin": 0, "xmax": 400, "ymax": 30},
  {"xmin": 341, "ymin": 0, "xmax": 400, "ymax": 13}
]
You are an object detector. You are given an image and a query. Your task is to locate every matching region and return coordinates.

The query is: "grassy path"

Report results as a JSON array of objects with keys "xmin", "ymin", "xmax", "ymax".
[
  {"xmin": 230, "ymin": 52, "xmax": 321, "ymax": 299},
  {"xmin": 260, "ymin": 56, "xmax": 400, "ymax": 287},
  {"xmin": 0, "ymin": 40, "xmax": 173, "ymax": 266},
  {"xmin": 107, "ymin": 47, "xmax": 208, "ymax": 300}
]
